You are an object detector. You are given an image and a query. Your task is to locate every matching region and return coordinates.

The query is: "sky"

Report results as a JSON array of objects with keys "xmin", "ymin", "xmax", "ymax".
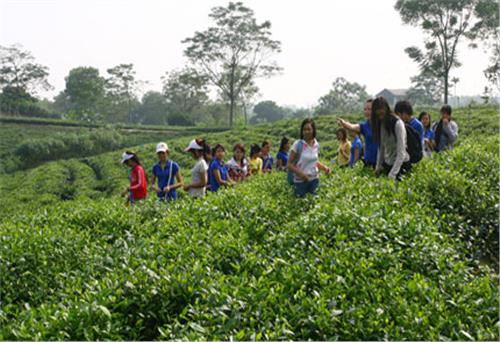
[{"xmin": 0, "ymin": 0, "xmax": 492, "ymax": 107}]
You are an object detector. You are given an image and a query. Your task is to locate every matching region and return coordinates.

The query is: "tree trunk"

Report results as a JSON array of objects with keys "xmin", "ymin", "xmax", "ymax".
[
  {"xmin": 243, "ymin": 102, "xmax": 248, "ymax": 125},
  {"xmin": 444, "ymin": 71, "xmax": 449, "ymax": 104},
  {"xmin": 229, "ymin": 96, "xmax": 235, "ymax": 127}
]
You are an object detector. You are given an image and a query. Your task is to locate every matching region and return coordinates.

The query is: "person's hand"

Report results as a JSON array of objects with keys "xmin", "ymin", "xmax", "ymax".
[
  {"xmin": 325, "ymin": 167, "xmax": 331, "ymax": 175},
  {"xmin": 299, "ymin": 172, "xmax": 309, "ymax": 182},
  {"xmin": 120, "ymin": 188, "xmax": 129, "ymax": 197},
  {"xmin": 183, "ymin": 184, "xmax": 190, "ymax": 191},
  {"xmin": 336, "ymin": 118, "xmax": 345, "ymax": 127},
  {"xmin": 442, "ymin": 117, "xmax": 449, "ymax": 125},
  {"xmin": 163, "ymin": 186, "xmax": 170, "ymax": 193}
]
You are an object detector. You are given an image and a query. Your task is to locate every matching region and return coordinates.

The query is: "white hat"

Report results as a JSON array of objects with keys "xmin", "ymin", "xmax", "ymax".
[
  {"xmin": 156, "ymin": 142, "xmax": 169, "ymax": 153},
  {"xmin": 184, "ymin": 139, "xmax": 203, "ymax": 152},
  {"xmin": 121, "ymin": 152, "xmax": 134, "ymax": 164}
]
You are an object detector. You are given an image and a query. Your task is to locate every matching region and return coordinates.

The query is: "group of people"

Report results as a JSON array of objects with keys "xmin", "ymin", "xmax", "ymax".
[{"xmin": 120, "ymin": 96, "xmax": 459, "ymax": 204}]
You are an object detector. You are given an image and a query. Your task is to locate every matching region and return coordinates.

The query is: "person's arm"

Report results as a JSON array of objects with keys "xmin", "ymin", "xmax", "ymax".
[
  {"xmin": 214, "ymin": 169, "xmax": 227, "ymax": 186},
  {"xmin": 276, "ymin": 158, "xmax": 283, "ymax": 170},
  {"xmin": 337, "ymin": 118, "xmax": 361, "ymax": 134},
  {"xmin": 150, "ymin": 174, "xmax": 159, "ymax": 192},
  {"xmin": 287, "ymin": 150, "xmax": 308, "ymax": 181},
  {"xmin": 388, "ymin": 121, "xmax": 407, "ymax": 180},
  {"xmin": 166, "ymin": 171, "xmax": 183, "ymax": 192},
  {"xmin": 354, "ymin": 148, "xmax": 360, "ymax": 163},
  {"xmin": 317, "ymin": 161, "xmax": 331, "ymax": 175},
  {"xmin": 444, "ymin": 121, "xmax": 458, "ymax": 144},
  {"xmin": 129, "ymin": 167, "xmax": 144, "ymax": 190},
  {"xmin": 375, "ymin": 137, "xmax": 385, "ymax": 175},
  {"xmin": 340, "ymin": 142, "xmax": 350, "ymax": 159}
]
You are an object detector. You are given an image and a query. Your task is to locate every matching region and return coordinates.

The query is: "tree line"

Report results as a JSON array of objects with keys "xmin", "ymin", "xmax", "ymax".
[{"xmin": 0, "ymin": 1, "xmax": 497, "ymax": 126}]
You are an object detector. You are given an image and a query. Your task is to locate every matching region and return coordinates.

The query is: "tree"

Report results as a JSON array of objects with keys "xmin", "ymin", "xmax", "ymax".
[
  {"xmin": 162, "ymin": 67, "xmax": 209, "ymax": 125},
  {"xmin": 395, "ymin": 0, "xmax": 491, "ymax": 104},
  {"xmin": 0, "ymin": 44, "xmax": 52, "ymax": 95},
  {"xmin": 406, "ymin": 70, "xmax": 444, "ymax": 106},
  {"xmin": 250, "ymin": 100, "xmax": 284, "ymax": 123},
  {"xmin": 316, "ymin": 77, "xmax": 369, "ymax": 115},
  {"xmin": 64, "ymin": 67, "xmax": 105, "ymax": 122},
  {"xmin": 238, "ymin": 80, "xmax": 259, "ymax": 125},
  {"xmin": 136, "ymin": 91, "xmax": 168, "ymax": 125},
  {"xmin": 105, "ymin": 63, "xmax": 140, "ymax": 123},
  {"xmin": 182, "ymin": 2, "xmax": 281, "ymax": 127}
]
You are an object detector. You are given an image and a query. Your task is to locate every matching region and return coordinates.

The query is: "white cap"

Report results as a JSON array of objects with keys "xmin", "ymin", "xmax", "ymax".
[
  {"xmin": 121, "ymin": 152, "xmax": 134, "ymax": 164},
  {"xmin": 184, "ymin": 139, "xmax": 203, "ymax": 152},
  {"xmin": 156, "ymin": 142, "xmax": 169, "ymax": 153}
]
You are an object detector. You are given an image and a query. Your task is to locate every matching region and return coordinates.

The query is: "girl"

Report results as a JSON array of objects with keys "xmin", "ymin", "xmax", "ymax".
[
  {"xmin": 419, "ymin": 111, "xmax": 435, "ymax": 157},
  {"xmin": 336, "ymin": 128, "xmax": 351, "ymax": 167},
  {"xmin": 337, "ymin": 99, "xmax": 378, "ymax": 168},
  {"xmin": 226, "ymin": 144, "xmax": 248, "ymax": 182},
  {"xmin": 208, "ymin": 144, "xmax": 234, "ymax": 192},
  {"xmin": 150, "ymin": 142, "xmax": 183, "ymax": 201},
  {"xmin": 349, "ymin": 132, "xmax": 363, "ymax": 167},
  {"xmin": 248, "ymin": 144, "xmax": 263, "ymax": 176},
  {"xmin": 276, "ymin": 137, "xmax": 290, "ymax": 171},
  {"xmin": 372, "ymin": 97, "xmax": 411, "ymax": 180},
  {"xmin": 287, "ymin": 118, "xmax": 331, "ymax": 197},
  {"xmin": 183, "ymin": 139, "xmax": 209, "ymax": 198},
  {"xmin": 120, "ymin": 151, "xmax": 147, "ymax": 205},
  {"xmin": 261, "ymin": 141, "xmax": 274, "ymax": 173}
]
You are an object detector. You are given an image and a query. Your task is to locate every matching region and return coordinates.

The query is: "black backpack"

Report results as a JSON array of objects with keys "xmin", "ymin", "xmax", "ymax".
[{"xmin": 405, "ymin": 124, "xmax": 423, "ymax": 164}]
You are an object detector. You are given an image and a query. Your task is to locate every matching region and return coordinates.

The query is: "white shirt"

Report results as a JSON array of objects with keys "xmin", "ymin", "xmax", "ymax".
[
  {"xmin": 225, "ymin": 157, "xmax": 248, "ymax": 176},
  {"xmin": 376, "ymin": 118, "xmax": 410, "ymax": 179},
  {"xmin": 291, "ymin": 139, "xmax": 319, "ymax": 183},
  {"xmin": 189, "ymin": 158, "xmax": 208, "ymax": 198}
]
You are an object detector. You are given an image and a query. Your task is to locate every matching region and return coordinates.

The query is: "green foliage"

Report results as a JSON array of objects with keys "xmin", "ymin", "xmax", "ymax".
[
  {"xmin": 64, "ymin": 67, "xmax": 106, "ymax": 121},
  {"xmin": 0, "ymin": 106, "xmax": 498, "ymax": 340},
  {"xmin": 316, "ymin": 77, "xmax": 370, "ymax": 115}
]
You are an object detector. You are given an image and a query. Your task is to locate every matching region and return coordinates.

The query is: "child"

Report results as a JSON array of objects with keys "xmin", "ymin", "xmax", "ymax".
[
  {"xmin": 336, "ymin": 128, "xmax": 351, "ymax": 167},
  {"xmin": 248, "ymin": 144, "xmax": 263, "ymax": 176}
]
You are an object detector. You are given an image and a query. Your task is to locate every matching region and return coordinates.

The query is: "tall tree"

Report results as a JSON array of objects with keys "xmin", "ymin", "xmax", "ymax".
[
  {"xmin": 407, "ymin": 69, "xmax": 444, "ymax": 106},
  {"xmin": 64, "ymin": 67, "xmax": 105, "ymax": 122},
  {"xmin": 395, "ymin": 0, "xmax": 491, "ymax": 104},
  {"xmin": 316, "ymin": 77, "xmax": 369, "ymax": 115},
  {"xmin": 182, "ymin": 2, "xmax": 281, "ymax": 127},
  {"xmin": 136, "ymin": 91, "xmax": 168, "ymax": 125},
  {"xmin": 0, "ymin": 44, "xmax": 52, "ymax": 95},
  {"xmin": 105, "ymin": 63, "xmax": 140, "ymax": 123},
  {"xmin": 162, "ymin": 67, "xmax": 209, "ymax": 125},
  {"xmin": 250, "ymin": 100, "xmax": 284, "ymax": 123}
]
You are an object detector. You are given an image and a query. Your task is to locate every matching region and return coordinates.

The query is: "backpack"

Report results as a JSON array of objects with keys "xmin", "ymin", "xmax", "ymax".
[
  {"xmin": 405, "ymin": 124, "xmax": 423, "ymax": 164},
  {"xmin": 287, "ymin": 140, "xmax": 304, "ymax": 185}
]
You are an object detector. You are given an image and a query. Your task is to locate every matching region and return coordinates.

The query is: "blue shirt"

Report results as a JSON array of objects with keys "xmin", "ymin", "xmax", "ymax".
[
  {"xmin": 152, "ymin": 160, "xmax": 179, "ymax": 200},
  {"xmin": 359, "ymin": 121, "xmax": 378, "ymax": 166},
  {"xmin": 276, "ymin": 151, "xmax": 288, "ymax": 169},
  {"xmin": 349, "ymin": 137, "xmax": 363, "ymax": 167},
  {"xmin": 208, "ymin": 158, "xmax": 228, "ymax": 192},
  {"xmin": 261, "ymin": 155, "xmax": 274, "ymax": 170},
  {"xmin": 409, "ymin": 117, "xmax": 425, "ymax": 147},
  {"xmin": 424, "ymin": 128, "xmax": 434, "ymax": 140}
]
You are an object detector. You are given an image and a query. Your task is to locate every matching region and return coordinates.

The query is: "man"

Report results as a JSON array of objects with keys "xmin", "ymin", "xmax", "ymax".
[
  {"xmin": 433, "ymin": 105, "xmax": 458, "ymax": 152},
  {"xmin": 394, "ymin": 100, "xmax": 424, "ymax": 147}
]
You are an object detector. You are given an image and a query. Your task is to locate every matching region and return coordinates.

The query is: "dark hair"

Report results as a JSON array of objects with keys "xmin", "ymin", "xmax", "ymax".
[
  {"xmin": 250, "ymin": 144, "xmax": 261, "ymax": 157},
  {"xmin": 371, "ymin": 96, "xmax": 397, "ymax": 144},
  {"xmin": 125, "ymin": 151, "xmax": 141, "ymax": 165},
  {"xmin": 419, "ymin": 111, "xmax": 431, "ymax": 130},
  {"xmin": 366, "ymin": 98, "xmax": 373, "ymax": 103},
  {"xmin": 261, "ymin": 140, "xmax": 270, "ymax": 148},
  {"xmin": 279, "ymin": 137, "xmax": 289, "ymax": 152},
  {"xmin": 192, "ymin": 138, "xmax": 211, "ymax": 161},
  {"xmin": 300, "ymin": 118, "xmax": 316, "ymax": 140},
  {"xmin": 212, "ymin": 143, "xmax": 225, "ymax": 155},
  {"xmin": 440, "ymin": 105, "xmax": 452, "ymax": 116},
  {"xmin": 233, "ymin": 143, "xmax": 245, "ymax": 154},
  {"xmin": 336, "ymin": 128, "xmax": 347, "ymax": 140},
  {"xmin": 394, "ymin": 100, "xmax": 413, "ymax": 116}
]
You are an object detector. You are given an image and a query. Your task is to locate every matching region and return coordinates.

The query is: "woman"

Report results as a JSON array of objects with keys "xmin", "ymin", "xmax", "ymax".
[
  {"xmin": 248, "ymin": 144, "xmax": 263, "ymax": 176},
  {"xmin": 432, "ymin": 105, "xmax": 458, "ymax": 152},
  {"xmin": 337, "ymin": 99, "xmax": 378, "ymax": 168},
  {"xmin": 183, "ymin": 139, "xmax": 209, "ymax": 198},
  {"xmin": 372, "ymin": 97, "xmax": 411, "ymax": 181},
  {"xmin": 419, "ymin": 111, "xmax": 435, "ymax": 157},
  {"xmin": 208, "ymin": 144, "xmax": 234, "ymax": 192},
  {"xmin": 287, "ymin": 118, "xmax": 331, "ymax": 197},
  {"xmin": 120, "ymin": 151, "xmax": 147, "ymax": 205},
  {"xmin": 336, "ymin": 128, "xmax": 351, "ymax": 167},
  {"xmin": 150, "ymin": 142, "xmax": 183, "ymax": 201},
  {"xmin": 261, "ymin": 141, "xmax": 274, "ymax": 173},
  {"xmin": 226, "ymin": 143, "xmax": 248, "ymax": 182},
  {"xmin": 276, "ymin": 137, "xmax": 290, "ymax": 171}
]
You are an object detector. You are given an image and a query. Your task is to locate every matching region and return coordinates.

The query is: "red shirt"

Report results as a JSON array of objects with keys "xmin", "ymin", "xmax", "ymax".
[{"xmin": 129, "ymin": 165, "xmax": 147, "ymax": 201}]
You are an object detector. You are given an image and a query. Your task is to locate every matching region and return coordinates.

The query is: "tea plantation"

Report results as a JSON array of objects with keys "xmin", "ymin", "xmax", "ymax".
[{"xmin": 0, "ymin": 107, "xmax": 498, "ymax": 340}]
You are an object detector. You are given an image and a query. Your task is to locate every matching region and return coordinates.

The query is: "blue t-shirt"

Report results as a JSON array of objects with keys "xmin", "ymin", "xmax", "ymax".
[
  {"xmin": 349, "ymin": 137, "xmax": 363, "ymax": 167},
  {"xmin": 276, "ymin": 151, "xmax": 288, "ymax": 168},
  {"xmin": 359, "ymin": 121, "xmax": 378, "ymax": 166},
  {"xmin": 152, "ymin": 160, "xmax": 179, "ymax": 200},
  {"xmin": 410, "ymin": 117, "xmax": 425, "ymax": 146},
  {"xmin": 208, "ymin": 158, "xmax": 228, "ymax": 192},
  {"xmin": 261, "ymin": 155, "xmax": 274, "ymax": 170},
  {"xmin": 424, "ymin": 128, "xmax": 434, "ymax": 140}
]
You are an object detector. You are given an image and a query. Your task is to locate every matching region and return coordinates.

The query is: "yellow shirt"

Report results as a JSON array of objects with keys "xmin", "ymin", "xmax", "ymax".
[
  {"xmin": 337, "ymin": 140, "xmax": 351, "ymax": 166},
  {"xmin": 248, "ymin": 157, "xmax": 263, "ymax": 175}
]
